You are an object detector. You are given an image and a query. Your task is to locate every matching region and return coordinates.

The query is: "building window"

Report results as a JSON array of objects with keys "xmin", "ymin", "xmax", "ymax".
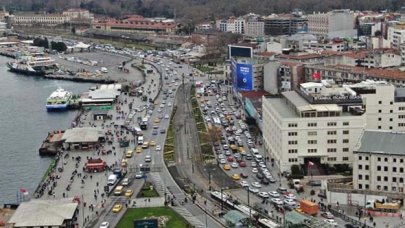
[
  {"xmin": 358, "ymin": 184, "xmax": 362, "ymax": 189},
  {"xmin": 288, "ymin": 132, "xmax": 298, "ymax": 136},
  {"xmin": 343, "ymin": 139, "xmax": 349, "ymax": 143},
  {"xmin": 358, "ymin": 174, "xmax": 363, "ymax": 180},
  {"xmin": 358, "ymin": 165, "xmax": 362, "ymax": 170},
  {"xmin": 343, "ymin": 148, "xmax": 349, "ymax": 152},
  {"xmin": 327, "ymin": 122, "xmax": 337, "ymax": 126},
  {"xmin": 327, "ymin": 139, "xmax": 337, "ymax": 144},
  {"xmin": 327, "ymin": 131, "xmax": 337, "ymax": 135},
  {"xmin": 384, "ymin": 166, "xmax": 388, "ymax": 171},
  {"xmin": 399, "ymin": 115, "xmax": 405, "ymax": 119},
  {"xmin": 385, "ymin": 158, "xmax": 388, "ymax": 162},
  {"xmin": 327, "ymin": 148, "xmax": 337, "ymax": 153},
  {"xmin": 384, "ymin": 186, "xmax": 388, "ymax": 191},
  {"xmin": 378, "ymin": 157, "xmax": 381, "ymax": 161},
  {"xmin": 400, "ymin": 167, "xmax": 404, "ymax": 173},
  {"xmin": 342, "ymin": 157, "xmax": 349, "ymax": 161},
  {"xmin": 378, "ymin": 117, "xmax": 382, "ymax": 121},
  {"xmin": 400, "ymin": 178, "xmax": 404, "ymax": 183},
  {"xmin": 390, "ymin": 118, "xmax": 393, "ymax": 122},
  {"xmin": 390, "ymin": 126, "xmax": 393, "ymax": 130},
  {"xmin": 327, "ymin": 157, "xmax": 337, "ymax": 161},
  {"xmin": 365, "ymin": 175, "xmax": 369, "ymax": 180},
  {"xmin": 384, "ymin": 176, "xmax": 388, "ymax": 181},
  {"xmin": 343, "ymin": 130, "xmax": 349, "ymax": 135},
  {"xmin": 343, "ymin": 122, "xmax": 349, "ymax": 126},
  {"xmin": 308, "ymin": 149, "xmax": 317, "ymax": 153},
  {"xmin": 394, "ymin": 158, "xmax": 397, "ymax": 162},
  {"xmin": 378, "ymin": 110, "xmax": 382, "ymax": 113},
  {"xmin": 308, "ymin": 140, "xmax": 317, "ymax": 144},
  {"xmin": 377, "ymin": 176, "xmax": 381, "ymax": 181},
  {"xmin": 390, "ymin": 110, "xmax": 393, "ymax": 113},
  {"xmin": 307, "ymin": 131, "xmax": 317, "ymax": 136},
  {"xmin": 365, "ymin": 165, "xmax": 369, "ymax": 170},
  {"xmin": 393, "ymin": 177, "xmax": 397, "ymax": 182},
  {"xmin": 288, "ymin": 123, "xmax": 298, "ymax": 127},
  {"xmin": 307, "ymin": 123, "xmax": 317, "ymax": 127},
  {"xmin": 359, "ymin": 156, "xmax": 362, "ymax": 160},
  {"xmin": 377, "ymin": 166, "xmax": 381, "ymax": 171},
  {"xmin": 378, "ymin": 126, "xmax": 381, "ymax": 129},
  {"xmin": 393, "ymin": 167, "xmax": 397, "ymax": 172},
  {"xmin": 399, "ymin": 107, "xmax": 405, "ymax": 111},
  {"xmin": 365, "ymin": 156, "xmax": 369, "ymax": 161},
  {"xmin": 288, "ymin": 149, "xmax": 298, "ymax": 153},
  {"xmin": 399, "ymin": 123, "xmax": 405, "ymax": 127},
  {"xmin": 288, "ymin": 141, "xmax": 298, "ymax": 145}
]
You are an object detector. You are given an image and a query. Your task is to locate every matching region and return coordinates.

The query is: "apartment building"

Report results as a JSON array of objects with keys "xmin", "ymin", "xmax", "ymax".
[
  {"xmin": 387, "ymin": 24, "xmax": 405, "ymax": 49},
  {"xmin": 231, "ymin": 57, "xmax": 265, "ymax": 91},
  {"xmin": 216, "ymin": 15, "xmax": 264, "ymax": 36},
  {"xmin": 263, "ymin": 61, "xmax": 305, "ymax": 94},
  {"xmin": 262, "ymin": 81, "xmax": 367, "ymax": 172},
  {"xmin": 353, "ymin": 130, "xmax": 405, "ymax": 193},
  {"xmin": 245, "ymin": 20, "xmax": 265, "ymax": 37},
  {"xmin": 260, "ymin": 14, "xmax": 308, "ymax": 36},
  {"xmin": 307, "ymin": 9, "xmax": 356, "ymax": 38},
  {"xmin": 11, "ymin": 13, "xmax": 69, "ymax": 26}
]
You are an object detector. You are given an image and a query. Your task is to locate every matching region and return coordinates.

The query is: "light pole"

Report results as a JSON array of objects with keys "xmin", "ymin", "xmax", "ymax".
[{"xmin": 247, "ymin": 188, "xmax": 251, "ymax": 226}]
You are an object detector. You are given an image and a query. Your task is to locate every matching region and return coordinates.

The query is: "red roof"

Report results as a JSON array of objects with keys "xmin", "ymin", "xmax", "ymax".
[
  {"xmin": 327, "ymin": 64, "xmax": 405, "ymax": 81},
  {"xmin": 93, "ymin": 17, "xmax": 176, "ymax": 30},
  {"xmin": 241, "ymin": 91, "xmax": 269, "ymax": 99},
  {"xmin": 258, "ymin": 51, "xmax": 278, "ymax": 57}
]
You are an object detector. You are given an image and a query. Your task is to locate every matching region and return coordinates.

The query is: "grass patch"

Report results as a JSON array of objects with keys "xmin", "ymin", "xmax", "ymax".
[
  {"xmin": 117, "ymin": 207, "xmax": 191, "ymax": 228},
  {"xmin": 137, "ymin": 182, "xmax": 160, "ymax": 198},
  {"xmin": 164, "ymin": 122, "xmax": 175, "ymax": 163},
  {"xmin": 43, "ymin": 159, "xmax": 56, "ymax": 181},
  {"xmin": 195, "ymin": 65, "xmax": 215, "ymax": 73}
]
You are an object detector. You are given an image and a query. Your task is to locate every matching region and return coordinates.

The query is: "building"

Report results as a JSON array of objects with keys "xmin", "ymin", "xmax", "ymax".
[
  {"xmin": 11, "ymin": 13, "xmax": 70, "ymax": 26},
  {"xmin": 195, "ymin": 22, "xmax": 213, "ymax": 31},
  {"xmin": 302, "ymin": 40, "xmax": 346, "ymax": 52},
  {"xmin": 216, "ymin": 19, "xmax": 228, "ymax": 32},
  {"xmin": 245, "ymin": 20, "xmax": 264, "ymax": 37},
  {"xmin": 8, "ymin": 198, "xmax": 78, "ymax": 228},
  {"xmin": 361, "ymin": 83, "xmax": 405, "ymax": 131},
  {"xmin": 92, "ymin": 15, "xmax": 177, "ymax": 34},
  {"xmin": 92, "ymin": 110, "xmax": 109, "ymax": 121},
  {"xmin": 262, "ymin": 81, "xmax": 366, "ymax": 172},
  {"xmin": 260, "ymin": 14, "xmax": 308, "ymax": 36},
  {"xmin": 336, "ymin": 49, "xmax": 402, "ymax": 68},
  {"xmin": 307, "ymin": 9, "xmax": 356, "ymax": 39},
  {"xmin": 263, "ymin": 61, "xmax": 305, "ymax": 94},
  {"xmin": 231, "ymin": 57, "xmax": 265, "ymax": 91},
  {"xmin": 62, "ymin": 127, "xmax": 105, "ymax": 150},
  {"xmin": 353, "ymin": 130, "xmax": 405, "ymax": 193},
  {"xmin": 62, "ymin": 8, "xmax": 93, "ymax": 20}
]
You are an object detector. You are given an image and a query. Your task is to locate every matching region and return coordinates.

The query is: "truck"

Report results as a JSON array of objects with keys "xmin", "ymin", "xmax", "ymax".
[
  {"xmin": 365, "ymin": 200, "xmax": 401, "ymax": 212},
  {"xmin": 299, "ymin": 199, "xmax": 319, "ymax": 216},
  {"xmin": 84, "ymin": 158, "xmax": 107, "ymax": 172},
  {"xmin": 289, "ymin": 179, "xmax": 304, "ymax": 192}
]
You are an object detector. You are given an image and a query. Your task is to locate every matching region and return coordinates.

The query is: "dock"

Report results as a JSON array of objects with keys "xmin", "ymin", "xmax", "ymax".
[{"xmin": 38, "ymin": 130, "xmax": 65, "ymax": 156}]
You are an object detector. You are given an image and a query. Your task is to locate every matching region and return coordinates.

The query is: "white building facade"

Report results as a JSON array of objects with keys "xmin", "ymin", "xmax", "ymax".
[{"xmin": 307, "ymin": 9, "xmax": 356, "ymax": 38}]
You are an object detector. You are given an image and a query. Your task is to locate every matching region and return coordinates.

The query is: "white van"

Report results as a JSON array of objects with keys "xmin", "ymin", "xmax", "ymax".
[
  {"xmin": 251, "ymin": 148, "xmax": 259, "ymax": 155},
  {"xmin": 137, "ymin": 136, "xmax": 144, "ymax": 145},
  {"xmin": 108, "ymin": 174, "xmax": 117, "ymax": 186}
]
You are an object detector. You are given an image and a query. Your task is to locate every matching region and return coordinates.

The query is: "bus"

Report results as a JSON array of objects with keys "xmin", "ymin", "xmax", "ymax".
[{"xmin": 213, "ymin": 117, "xmax": 221, "ymax": 125}]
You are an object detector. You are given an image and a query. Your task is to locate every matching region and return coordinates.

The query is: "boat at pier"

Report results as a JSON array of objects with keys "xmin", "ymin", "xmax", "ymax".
[
  {"xmin": 7, "ymin": 57, "xmax": 57, "ymax": 76},
  {"xmin": 46, "ymin": 88, "xmax": 73, "ymax": 111}
]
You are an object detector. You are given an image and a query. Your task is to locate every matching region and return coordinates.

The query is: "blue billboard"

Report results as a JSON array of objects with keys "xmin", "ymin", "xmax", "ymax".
[{"xmin": 233, "ymin": 63, "xmax": 253, "ymax": 91}]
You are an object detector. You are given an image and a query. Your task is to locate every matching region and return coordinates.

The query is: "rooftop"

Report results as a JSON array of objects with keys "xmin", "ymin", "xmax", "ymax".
[
  {"xmin": 62, "ymin": 127, "xmax": 104, "ymax": 143},
  {"xmin": 356, "ymin": 131, "xmax": 405, "ymax": 155},
  {"xmin": 8, "ymin": 198, "xmax": 78, "ymax": 227}
]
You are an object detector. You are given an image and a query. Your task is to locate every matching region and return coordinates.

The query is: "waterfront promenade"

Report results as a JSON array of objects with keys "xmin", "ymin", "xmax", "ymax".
[{"xmin": 36, "ymin": 59, "xmax": 160, "ymax": 227}]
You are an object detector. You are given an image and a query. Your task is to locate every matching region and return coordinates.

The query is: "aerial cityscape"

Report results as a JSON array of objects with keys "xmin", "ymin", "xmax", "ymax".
[{"xmin": 2, "ymin": 1, "xmax": 405, "ymax": 228}]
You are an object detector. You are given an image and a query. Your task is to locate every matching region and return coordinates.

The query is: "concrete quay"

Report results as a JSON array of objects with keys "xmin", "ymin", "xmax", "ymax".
[{"xmin": 34, "ymin": 59, "xmax": 160, "ymax": 227}]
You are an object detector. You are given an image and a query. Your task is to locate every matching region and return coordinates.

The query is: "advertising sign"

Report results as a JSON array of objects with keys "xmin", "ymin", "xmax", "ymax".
[
  {"xmin": 233, "ymin": 63, "xmax": 253, "ymax": 91},
  {"xmin": 134, "ymin": 219, "xmax": 158, "ymax": 228}
]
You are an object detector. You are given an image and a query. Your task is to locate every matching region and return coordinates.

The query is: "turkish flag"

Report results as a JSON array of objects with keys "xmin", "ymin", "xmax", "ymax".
[{"xmin": 312, "ymin": 72, "xmax": 321, "ymax": 81}]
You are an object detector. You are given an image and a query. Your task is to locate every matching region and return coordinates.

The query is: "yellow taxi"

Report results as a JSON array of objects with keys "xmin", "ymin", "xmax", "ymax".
[
  {"xmin": 231, "ymin": 174, "xmax": 241, "ymax": 180},
  {"xmin": 224, "ymin": 164, "xmax": 231, "ymax": 171},
  {"xmin": 121, "ymin": 158, "xmax": 128, "ymax": 167},
  {"xmin": 154, "ymin": 118, "xmax": 160, "ymax": 123},
  {"xmin": 238, "ymin": 147, "xmax": 246, "ymax": 154},
  {"xmin": 126, "ymin": 150, "xmax": 134, "ymax": 158},
  {"xmin": 154, "ymin": 100, "xmax": 159, "ymax": 105},
  {"xmin": 230, "ymin": 144, "xmax": 238, "ymax": 152},
  {"xmin": 112, "ymin": 203, "xmax": 123, "ymax": 213},
  {"xmin": 142, "ymin": 141, "xmax": 149, "ymax": 149},
  {"xmin": 149, "ymin": 140, "xmax": 156, "ymax": 147},
  {"xmin": 136, "ymin": 146, "xmax": 143, "ymax": 153},
  {"xmin": 125, "ymin": 189, "xmax": 134, "ymax": 197}
]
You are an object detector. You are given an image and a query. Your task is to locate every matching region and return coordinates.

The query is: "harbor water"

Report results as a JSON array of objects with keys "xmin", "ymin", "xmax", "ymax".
[{"xmin": 0, "ymin": 55, "xmax": 93, "ymax": 205}]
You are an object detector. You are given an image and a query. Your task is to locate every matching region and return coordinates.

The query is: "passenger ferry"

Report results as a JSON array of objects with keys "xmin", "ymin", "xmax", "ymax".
[
  {"xmin": 7, "ymin": 57, "xmax": 57, "ymax": 76},
  {"xmin": 46, "ymin": 88, "xmax": 73, "ymax": 111}
]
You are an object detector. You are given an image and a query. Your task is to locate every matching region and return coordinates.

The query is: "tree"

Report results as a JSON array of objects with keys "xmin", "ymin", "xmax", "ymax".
[
  {"xmin": 71, "ymin": 27, "xmax": 76, "ymax": 34},
  {"xmin": 206, "ymin": 125, "xmax": 222, "ymax": 144},
  {"xmin": 291, "ymin": 165, "xmax": 301, "ymax": 175}
]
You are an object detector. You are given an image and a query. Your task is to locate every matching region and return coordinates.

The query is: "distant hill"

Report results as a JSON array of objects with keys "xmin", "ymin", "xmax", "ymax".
[{"xmin": 2, "ymin": 0, "xmax": 405, "ymax": 23}]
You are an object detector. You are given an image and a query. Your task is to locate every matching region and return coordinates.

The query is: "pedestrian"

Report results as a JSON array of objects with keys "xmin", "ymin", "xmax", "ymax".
[{"xmin": 96, "ymin": 182, "xmax": 99, "ymax": 187}]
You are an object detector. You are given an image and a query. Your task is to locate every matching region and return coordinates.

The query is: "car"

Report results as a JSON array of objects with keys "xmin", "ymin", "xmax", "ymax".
[
  {"xmin": 224, "ymin": 150, "xmax": 232, "ymax": 156},
  {"xmin": 240, "ymin": 173, "xmax": 248, "ymax": 178},
  {"xmin": 239, "ymin": 161, "xmax": 246, "ymax": 167},
  {"xmin": 307, "ymin": 180, "xmax": 322, "ymax": 186},
  {"xmin": 256, "ymin": 173, "xmax": 264, "ymax": 180},
  {"xmin": 154, "ymin": 118, "xmax": 160, "ymax": 123},
  {"xmin": 284, "ymin": 193, "xmax": 296, "ymax": 200},
  {"xmin": 160, "ymin": 128, "xmax": 166, "ymax": 134},
  {"xmin": 248, "ymin": 187, "xmax": 259, "ymax": 194},
  {"xmin": 149, "ymin": 141, "xmax": 156, "ymax": 146},
  {"xmin": 284, "ymin": 199, "xmax": 296, "ymax": 206},
  {"xmin": 240, "ymin": 180, "xmax": 249, "ymax": 187},
  {"xmin": 145, "ymin": 155, "xmax": 152, "ymax": 162},
  {"xmin": 232, "ymin": 174, "xmax": 241, "ymax": 180},
  {"xmin": 219, "ymin": 158, "xmax": 227, "ymax": 164},
  {"xmin": 324, "ymin": 219, "xmax": 338, "ymax": 227},
  {"xmin": 245, "ymin": 154, "xmax": 253, "ymax": 160},
  {"xmin": 227, "ymin": 156, "xmax": 234, "ymax": 162},
  {"xmin": 224, "ymin": 164, "xmax": 231, "ymax": 170},
  {"xmin": 135, "ymin": 172, "xmax": 144, "ymax": 179},
  {"xmin": 112, "ymin": 204, "xmax": 123, "ymax": 213},
  {"xmin": 121, "ymin": 178, "xmax": 129, "ymax": 186},
  {"xmin": 152, "ymin": 130, "xmax": 158, "ymax": 135},
  {"xmin": 258, "ymin": 192, "xmax": 270, "ymax": 198},
  {"xmin": 231, "ymin": 162, "xmax": 239, "ymax": 168},
  {"xmin": 164, "ymin": 114, "xmax": 170, "ymax": 119},
  {"xmin": 261, "ymin": 178, "xmax": 270, "ymax": 185},
  {"xmin": 269, "ymin": 191, "xmax": 280, "ymax": 198},
  {"xmin": 218, "ymin": 154, "xmax": 225, "ymax": 159},
  {"xmin": 251, "ymin": 162, "xmax": 257, "ymax": 167},
  {"xmin": 271, "ymin": 198, "xmax": 283, "ymax": 205},
  {"xmin": 100, "ymin": 222, "xmax": 110, "ymax": 228},
  {"xmin": 321, "ymin": 212, "xmax": 334, "ymax": 219},
  {"xmin": 157, "ymin": 109, "xmax": 162, "ymax": 113},
  {"xmin": 168, "ymin": 102, "xmax": 172, "ymax": 107},
  {"xmin": 251, "ymin": 182, "xmax": 262, "ymax": 188},
  {"xmin": 125, "ymin": 189, "xmax": 134, "ymax": 197},
  {"xmin": 153, "ymin": 124, "xmax": 159, "ymax": 129},
  {"xmin": 233, "ymin": 153, "xmax": 241, "ymax": 159},
  {"xmin": 269, "ymin": 177, "xmax": 277, "ymax": 183},
  {"xmin": 277, "ymin": 187, "xmax": 288, "ymax": 194},
  {"xmin": 252, "ymin": 168, "xmax": 258, "ymax": 173},
  {"xmin": 156, "ymin": 145, "xmax": 161, "ymax": 151}
]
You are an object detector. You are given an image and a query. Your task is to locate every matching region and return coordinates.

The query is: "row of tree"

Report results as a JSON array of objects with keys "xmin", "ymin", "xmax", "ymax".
[
  {"xmin": 33, "ymin": 37, "xmax": 67, "ymax": 52},
  {"xmin": 3, "ymin": 0, "xmax": 405, "ymax": 21}
]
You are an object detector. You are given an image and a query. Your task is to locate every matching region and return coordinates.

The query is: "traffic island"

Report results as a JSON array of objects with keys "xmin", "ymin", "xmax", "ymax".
[
  {"xmin": 136, "ymin": 181, "xmax": 160, "ymax": 198},
  {"xmin": 116, "ymin": 207, "xmax": 191, "ymax": 228}
]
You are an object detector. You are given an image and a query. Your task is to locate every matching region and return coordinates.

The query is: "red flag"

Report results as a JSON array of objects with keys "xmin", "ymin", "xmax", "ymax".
[
  {"xmin": 20, "ymin": 188, "xmax": 29, "ymax": 196},
  {"xmin": 312, "ymin": 72, "xmax": 321, "ymax": 81},
  {"xmin": 308, "ymin": 161, "xmax": 314, "ymax": 166}
]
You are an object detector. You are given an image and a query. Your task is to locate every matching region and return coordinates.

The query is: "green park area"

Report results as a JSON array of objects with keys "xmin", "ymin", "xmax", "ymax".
[{"xmin": 116, "ymin": 207, "xmax": 191, "ymax": 228}]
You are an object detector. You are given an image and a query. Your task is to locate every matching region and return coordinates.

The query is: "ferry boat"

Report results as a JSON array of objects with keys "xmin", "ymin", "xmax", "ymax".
[
  {"xmin": 46, "ymin": 88, "xmax": 73, "ymax": 111},
  {"xmin": 7, "ymin": 57, "xmax": 57, "ymax": 76}
]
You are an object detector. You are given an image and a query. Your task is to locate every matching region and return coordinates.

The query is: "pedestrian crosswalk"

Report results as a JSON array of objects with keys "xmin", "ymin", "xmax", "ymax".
[{"xmin": 149, "ymin": 172, "xmax": 206, "ymax": 228}]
